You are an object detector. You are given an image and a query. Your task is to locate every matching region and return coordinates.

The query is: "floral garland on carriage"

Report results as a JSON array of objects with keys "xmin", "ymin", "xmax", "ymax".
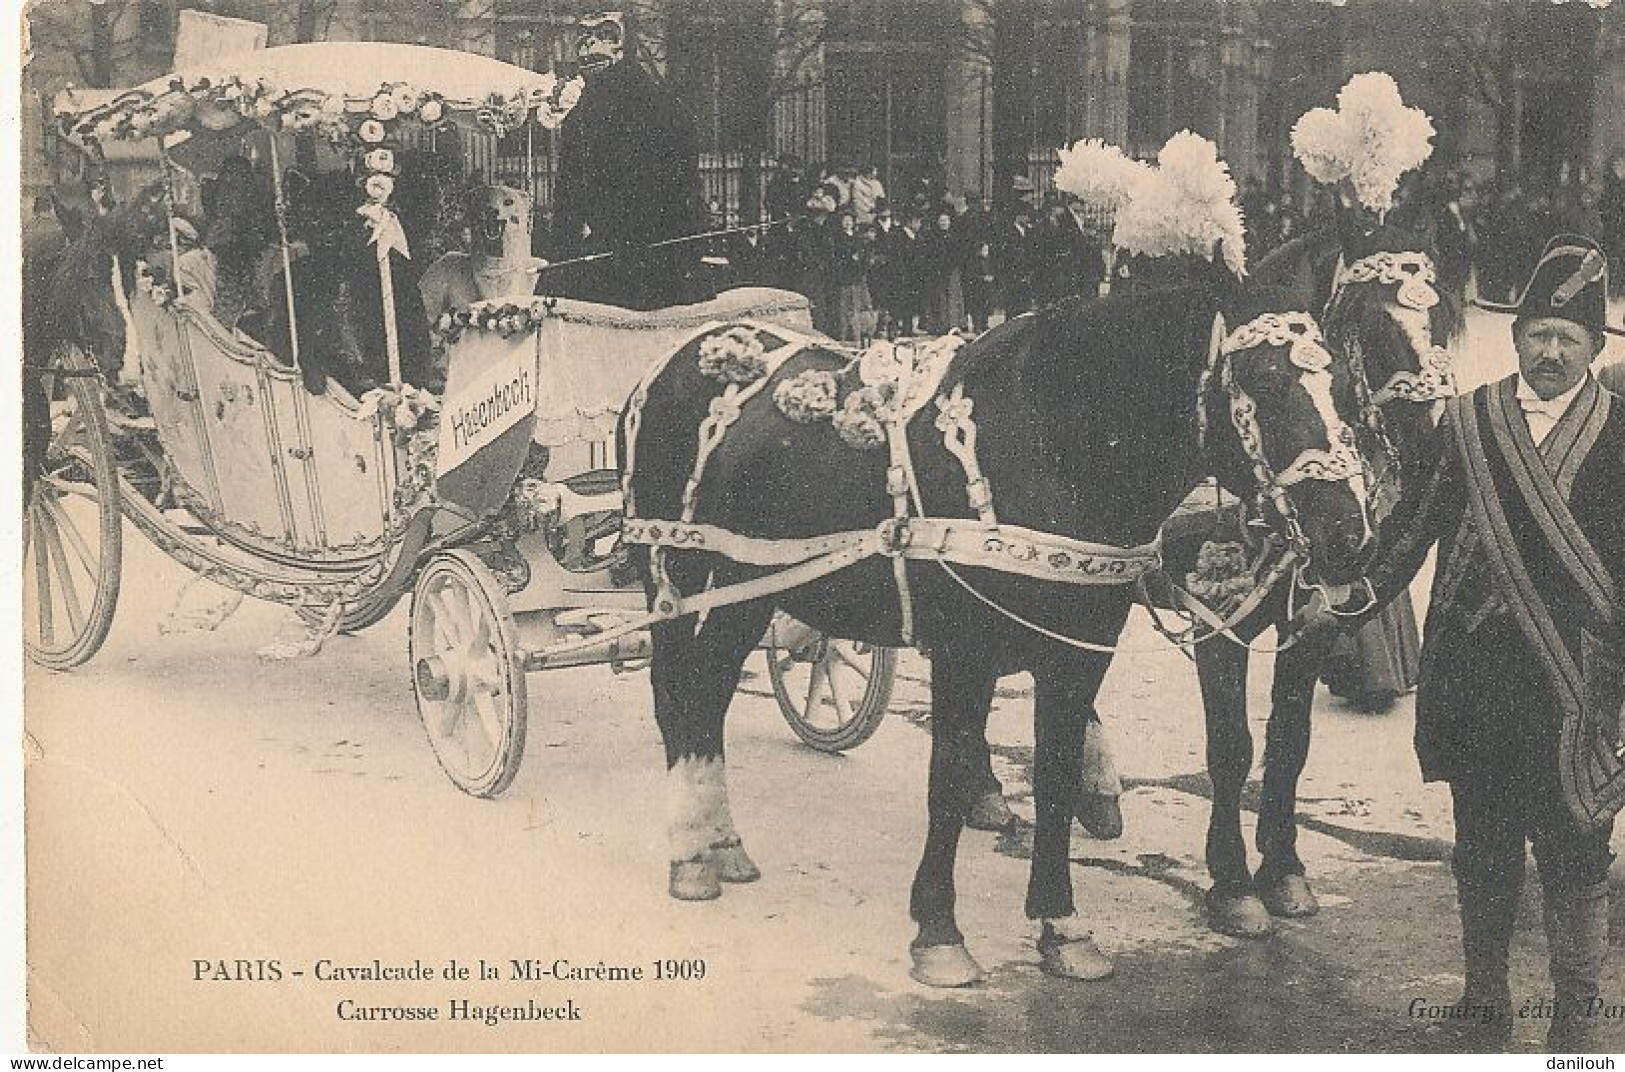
[{"xmin": 64, "ymin": 68, "xmax": 582, "ymax": 149}]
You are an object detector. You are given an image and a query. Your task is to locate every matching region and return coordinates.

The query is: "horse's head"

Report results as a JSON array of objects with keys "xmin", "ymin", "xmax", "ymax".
[
  {"xmin": 1324, "ymin": 198, "xmax": 1464, "ymax": 512},
  {"xmin": 1206, "ymin": 295, "xmax": 1373, "ymax": 588}
]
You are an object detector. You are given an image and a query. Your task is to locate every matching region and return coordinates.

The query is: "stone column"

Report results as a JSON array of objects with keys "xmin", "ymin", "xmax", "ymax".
[
  {"xmin": 458, "ymin": 0, "xmax": 496, "ymax": 58},
  {"xmin": 1591, "ymin": 2, "xmax": 1625, "ymax": 178},
  {"xmin": 1084, "ymin": 0, "xmax": 1130, "ymax": 146},
  {"xmin": 1217, "ymin": 0, "xmax": 1263, "ymax": 182},
  {"xmin": 771, "ymin": 0, "xmax": 825, "ymax": 166},
  {"xmin": 945, "ymin": 0, "xmax": 995, "ymax": 198}
]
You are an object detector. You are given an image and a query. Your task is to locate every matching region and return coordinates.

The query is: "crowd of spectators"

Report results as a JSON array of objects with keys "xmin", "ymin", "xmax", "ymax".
[
  {"xmin": 712, "ymin": 154, "xmax": 1120, "ymax": 343},
  {"xmin": 1240, "ymin": 153, "xmax": 1625, "ymax": 307},
  {"xmin": 530, "ymin": 150, "xmax": 1625, "ymax": 342}
]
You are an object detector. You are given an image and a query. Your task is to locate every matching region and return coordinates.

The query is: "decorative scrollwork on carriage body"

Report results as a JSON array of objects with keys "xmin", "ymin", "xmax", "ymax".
[{"xmin": 120, "ymin": 482, "xmax": 388, "ymax": 610}]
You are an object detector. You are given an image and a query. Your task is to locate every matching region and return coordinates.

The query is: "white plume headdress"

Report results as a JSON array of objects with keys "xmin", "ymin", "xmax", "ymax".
[
  {"xmin": 1291, "ymin": 71, "xmax": 1436, "ymax": 216},
  {"xmin": 1053, "ymin": 138, "xmax": 1152, "ymax": 213},
  {"xmin": 1110, "ymin": 131, "xmax": 1248, "ymax": 277}
]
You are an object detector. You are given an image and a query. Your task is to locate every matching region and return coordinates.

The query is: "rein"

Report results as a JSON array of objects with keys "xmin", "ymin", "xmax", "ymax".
[
  {"xmin": 537, "ymin": 217, "xmax": 799, "ymax": 276},
  {"xmin": 942, "ymin": 309, "xmax": 1371, "ymax": 658}
]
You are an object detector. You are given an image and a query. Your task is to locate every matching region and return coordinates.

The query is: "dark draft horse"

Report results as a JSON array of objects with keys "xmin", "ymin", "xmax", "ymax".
[
  {"xmin": 1187, "ymin": 203, "xmax": 1466, "ymax": 937},
  {"xmin": 621, "ymin": 261, "xmax": 1375, "ymax": 985}
]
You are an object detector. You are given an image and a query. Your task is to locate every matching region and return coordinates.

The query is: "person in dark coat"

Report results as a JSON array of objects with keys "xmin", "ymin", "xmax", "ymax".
[
  {"xmin": 723, "ymin": 224, "xmax": 776, "ymax": 289},
  {"xmin": 826, "ymin": 208, "xmax": 873, "ymax": 342},
  {"xmin": 920, "ymin": 209, "xmax": 964, "ymax": 333},
  {"xmin": 549, "ymin": 11, "xmax": 711, "ymax": 310},
  {"xmin": 865, "ymin": 200, "xmax": 899, "ymax": 334},
  {"xmin": 793, "ymin": 189, "xmax": 837, "ymax": 331},
  {"xmin": 885, "ymin": 209, "xmax": 925, "ymax": 335},
  {"xmin": 994, "ymin": 202, "xmax": 1037, "ymax": 318},
  {"xmin": 1034, "ymin": 196, "xmax": 1106, "ymax": 306},
  {"xmin": 949, "ymin": 193, "xmax": 995, "ymax": 333},
  {"xmin": 1301, "ymin": 235, "xmax": 1625, "ymax": 1052}
]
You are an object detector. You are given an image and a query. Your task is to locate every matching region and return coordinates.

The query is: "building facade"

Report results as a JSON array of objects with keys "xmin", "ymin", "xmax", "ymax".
[{"xmin": 22, "ymin": 0, "xmax": 1625, "ymax": 214}]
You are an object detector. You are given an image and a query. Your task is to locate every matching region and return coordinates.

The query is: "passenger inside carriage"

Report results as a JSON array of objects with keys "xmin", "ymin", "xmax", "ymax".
[
  {"xmin": 274, "ymin": 161, "xmax": 445, "ymax": 399},
  {"xmin": 173, "ymin": 156, "xmax": 298, "ymax": 352},
  {"xmin": 419, "ymin": 183, "xmax": 549, "ymax": 322}
]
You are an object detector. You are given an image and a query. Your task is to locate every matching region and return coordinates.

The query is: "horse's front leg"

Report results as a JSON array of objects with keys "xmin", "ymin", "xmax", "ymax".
[
  {"xmin": 655, "ymin": 560, "xmax": 776, "ymax": 901},
  {"xmin": 1253, "ymin": 624, "xmax": 1335, "ymax": 919},
  {"xmin": 1028, "ymin": 653, "xmax": 1115, "ymax": 980},
  {"xmin": 908, "ymin": 650, "xmax": 999, "ymax": 987},
  {"xmin": 1195, "ymin": 628, "xmax": 1270, "ymax": 937}
]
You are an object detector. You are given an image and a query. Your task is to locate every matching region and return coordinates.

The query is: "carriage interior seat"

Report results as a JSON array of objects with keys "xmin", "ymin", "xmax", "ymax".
[{"xmin": 128, "ymin": 280, "xmax": 409, "ymax": 562}]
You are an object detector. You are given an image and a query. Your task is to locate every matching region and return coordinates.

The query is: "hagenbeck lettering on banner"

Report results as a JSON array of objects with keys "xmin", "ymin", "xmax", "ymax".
[{"xmin": 436, "ymin": 349, "xmax": 537, "ymax": 476}]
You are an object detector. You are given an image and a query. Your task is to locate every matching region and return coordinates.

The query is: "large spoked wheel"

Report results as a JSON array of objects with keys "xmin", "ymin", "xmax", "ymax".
[
  {"xmin": 23, "ymin": 348, "xmax": 122, "ymax": 671},
  {"xmin": 410, "ymin": 550, "xmax": 528, "ymax": 798},
  {"xmin": 766, "ymin": 616, "xmax": 896, "ymax": 753}
]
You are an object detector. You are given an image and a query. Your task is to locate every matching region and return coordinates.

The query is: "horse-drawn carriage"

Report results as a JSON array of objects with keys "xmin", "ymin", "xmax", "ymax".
[
  {"xmin": 37, "ymin": 42, "xmax": 1466, "ymax": 985},
  {"xmin": 27, "ymin": 43, "xmax": 896, "ymax": 800}
]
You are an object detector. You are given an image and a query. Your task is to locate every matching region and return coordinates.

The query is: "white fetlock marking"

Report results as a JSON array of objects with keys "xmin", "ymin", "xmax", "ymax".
[
  {"xmin": 712, "ymin": 774, "xmax": 744, "ymax": 849},
  {"xmin": 667, "ymin": 755, "xmax": 729, "ymax": 863},
  {"xmin": 1079, "ymin": 726, "xmax": 1123, "ymax": 797},
  {"xmin": 1042, "ymin": 914, "xmax": 1096, "ymax": 943}
]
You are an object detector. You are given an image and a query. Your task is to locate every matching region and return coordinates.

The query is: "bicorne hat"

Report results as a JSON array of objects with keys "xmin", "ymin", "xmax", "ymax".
[{"xmin": 1515, "ymin": 233, "xmax": 1609, "ymax": 339}]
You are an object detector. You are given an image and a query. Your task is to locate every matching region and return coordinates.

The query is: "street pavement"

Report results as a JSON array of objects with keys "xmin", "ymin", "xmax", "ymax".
[{"xmin": 21, "ymin": 307, "xmax": 1625, "ymax": 1053}]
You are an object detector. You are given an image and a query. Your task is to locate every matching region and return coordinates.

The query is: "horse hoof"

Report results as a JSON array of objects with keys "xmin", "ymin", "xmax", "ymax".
[
  {"xmin": 1259, "ymin": 874, "xmax": 1319, "ymax": 918},
  {"xmin": 1038, "ymin": 935, "xmax": 1115, "ymax": 981},
  {"xmin": 965, "ymin": 789, "xmax": 1017, "ymax": 831},
  {"xmin": 1077, "ymin": 793, "xmax": 1124, "ymax": 840},
  {"xmin": 669, "ymin": 858, "xmax": 722, "ymax": 901},
  {"xmin": 1206, "ymin": 890, "xmax": 1273, "ymax": 938},
  {"xmin": 711, "ymin": 839, "xmax": 761, "ymax": 884},
  {"xmin": 909, "ymin": 943, "xmax": 985, "ymax": 988}
]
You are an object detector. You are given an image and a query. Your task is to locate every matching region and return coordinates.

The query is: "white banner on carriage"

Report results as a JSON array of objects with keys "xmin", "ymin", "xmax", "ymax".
[
  {"xmin": 436, "ymin": 348, "xmax": 538, "ymax": 476},
  {"xmin": 172, "ymin": 10, "xmax": 268, "ymax": 69}
]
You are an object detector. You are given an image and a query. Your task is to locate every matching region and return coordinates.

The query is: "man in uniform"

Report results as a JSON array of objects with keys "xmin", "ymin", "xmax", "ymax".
[
  {"xmin": 549, "ymin": 11, "xmax": 711, "ymax": 310},
  {"xmin": 1303, "ymin": 234, "xmax": 1625, "ymax": 1051}
]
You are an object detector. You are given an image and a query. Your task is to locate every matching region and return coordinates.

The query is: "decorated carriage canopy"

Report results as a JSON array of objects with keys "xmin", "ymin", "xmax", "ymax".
[{"xmin": 57, "ymin": 42, "xmax": 582, "ymax": 149}]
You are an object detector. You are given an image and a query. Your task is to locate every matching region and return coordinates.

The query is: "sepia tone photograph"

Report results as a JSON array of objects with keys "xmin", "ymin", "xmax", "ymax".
[{"xmin": 13, "ymin": 0, "xmax": 1625, "ymax": 1055}]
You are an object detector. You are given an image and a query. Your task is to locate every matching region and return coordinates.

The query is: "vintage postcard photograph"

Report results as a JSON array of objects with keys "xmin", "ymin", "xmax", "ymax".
[{"xmin": 13, "ymin": 0, "xmax": 1625, "ymax": 1055}]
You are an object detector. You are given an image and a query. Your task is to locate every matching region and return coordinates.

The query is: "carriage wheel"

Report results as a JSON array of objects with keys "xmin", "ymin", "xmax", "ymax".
[
  {"xmin": 23, "ymin": 348, "xmax": 122, "ymax": 671},
  {"xmin": 766, "ymin": 618, "xmax": 896, "ymax": 753},
  {"xmin": 409, "ymin": 551, "xmax": 528, "ymax": 798}
]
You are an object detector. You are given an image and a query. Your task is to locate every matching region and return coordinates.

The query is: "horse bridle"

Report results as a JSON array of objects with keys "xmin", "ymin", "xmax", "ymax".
[
  {"xmin": 1328, "ymin": 249, "xmax": 1458, "ymax": 510},
  {"xmin": 1199, "ymin": 311, "xmax": 1371, "ymax": 570}
]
